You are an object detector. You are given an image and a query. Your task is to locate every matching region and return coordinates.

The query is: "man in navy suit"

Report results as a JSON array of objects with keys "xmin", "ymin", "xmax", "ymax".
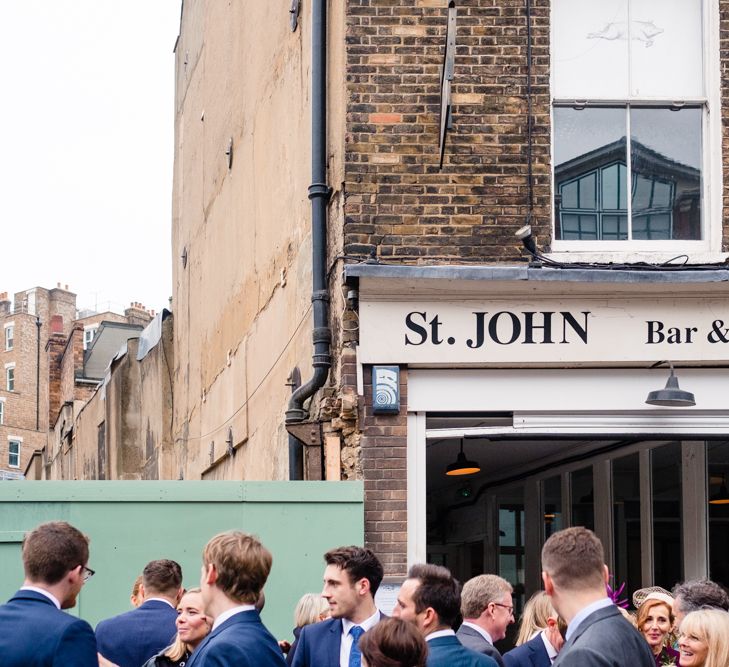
[
  {"xmin": 503, "ymin": 607, "xmax": 564, "ymax": 667},
  {"xmin": 542, "ymin": 527, "xmax": 653, "ymax": 667},
  {"xmin": 393, "ymin": 563, "xmax": 498, "ymax": 667},
  {"xmin": 186, "ymin": 531, "xmax": 286, "ymax": 667},
  {"xmin": 96, "ymin": 558, "xmax": 183, "ymax": 667},
  {"xmin": 291, "ymin": 545, "xmax": 385, "ymax": 667},
  {"xmin": 0, "ymin": 520, "xmax": 98, "ymax": 666}
]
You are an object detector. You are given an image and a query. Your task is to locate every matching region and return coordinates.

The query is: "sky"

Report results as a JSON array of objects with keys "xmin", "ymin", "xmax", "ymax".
[{"xmin": 0, "ymin": 1, "xmax": 181, "ymax": 315}]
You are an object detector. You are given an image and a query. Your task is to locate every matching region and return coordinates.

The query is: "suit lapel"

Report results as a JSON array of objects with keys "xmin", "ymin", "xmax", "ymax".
[{"xmin": 329, "ymin": 618, "xmax": 343, "ymax": 667}]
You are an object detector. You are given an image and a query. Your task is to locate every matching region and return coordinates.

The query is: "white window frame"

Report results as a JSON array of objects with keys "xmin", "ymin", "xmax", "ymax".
[
  {"xmin": 4, "ymin": 363, "xmax": 15, "ymax": 392},
  {"xmin": 8, "ymin": 437, "xmax": 21, "ymax": 469},
  {"xmin": 0, "ymin": 398, "xmax": 4, "ymax": 425},
  {"xmin": 548, "ymin": 0, "xmax": 725, "ymax": 264},
  {"xmin": 4, "ymin": 322, "xmax": 13, "ymax": 351},
  {"xmin": 83, "ymin": 325, "xmax": 98, "ymax": 351}
]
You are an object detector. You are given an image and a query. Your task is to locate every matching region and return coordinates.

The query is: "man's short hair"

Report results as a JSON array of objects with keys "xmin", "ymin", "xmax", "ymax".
[
  {"xmin": 142, "ymin": 559, "xmax": 183, "ymax": 596},
  {"xmin": 22, "ymin": 521, "xmax": 89, "ymax": 585},
  {"xmin": 672, "ymin": 579, "xmax": 729, "ymax": 613},
  {"xmin": 408, "ymin": 563, "xmax": 461, "ymax": 628},
  {"xmin": 324, "ymin": 546, "xmax": 384, "ymax": 596},
  {"xmin": 541, "ymin": 526, "xmax": 605, "ymax": 591},
  {"xmin": 203, "ymin": 531, "xmax": 272, "ymax": 604},
  {"xmin": 461, "ymin": 574, "xmax": 513, "ymax": 618}
]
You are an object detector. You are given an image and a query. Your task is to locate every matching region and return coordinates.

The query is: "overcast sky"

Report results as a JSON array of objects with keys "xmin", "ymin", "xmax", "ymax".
[{"xmin": 0, "ymin": 1, "xmax": 180, "ymax": 315}]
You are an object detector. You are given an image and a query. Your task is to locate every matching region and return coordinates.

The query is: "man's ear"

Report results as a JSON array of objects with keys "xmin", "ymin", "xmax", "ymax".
[
  {"xmin": 138, "ymin": 583, "xmax": 146, "ymax": 599},
  {"xmin": 542, "ymin": 571, "xmax": 554, "ymax": 596},
  {"xmin": 175, "ymin": 587, "xmax": 184, "ymax": 603},
  {"xmin": 204, "ymin": 563, "xmax": 217, "ymax": 586},
  {"xmin": 356, "ymin": 577, "xmax": 371, "ymax": 597},
  {"xmin": 421, "ymin": 606, "xmax": 437, "ymax": 631},
  {"xmin": 602, "ymin": 564, "xmax": 609, "ymax": 586}
]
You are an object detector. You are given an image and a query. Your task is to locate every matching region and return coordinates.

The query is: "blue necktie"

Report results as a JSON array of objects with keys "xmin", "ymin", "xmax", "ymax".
[{"xmin": 349, "ymin": 625, "xmax": 365, "ymax": 667}]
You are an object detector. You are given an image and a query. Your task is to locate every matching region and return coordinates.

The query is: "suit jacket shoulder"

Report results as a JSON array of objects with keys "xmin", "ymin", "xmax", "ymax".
[
  {"xmin": 456, "ymin": 626, "xmax": 505, "ymax": 667},
  {"xmin": 503, "ymin": 634, "xmax": 551, "ymax": 667},
  {"xmin": 554, "ymin": 606, "xmax": 654, "ymax": 667},
  {"xmin": 0, "ymin": 590, "xmax": 97, "ymax": 667},
  {"xmin": 291, "ymin": 617, "xmax": 342, "ymax": 667},
  {"xmin": 187, "ymin": 610, "xmax": 286, "ymax": 667},
  {"xmin": 428, "ymin": 636, "xmax": 499, "ymax": 667}
]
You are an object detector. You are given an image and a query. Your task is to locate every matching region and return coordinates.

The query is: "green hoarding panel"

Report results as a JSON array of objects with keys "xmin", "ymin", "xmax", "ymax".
[{"xmin": 0, "ymin": 481, "xmax": 364, "ymax": 639}]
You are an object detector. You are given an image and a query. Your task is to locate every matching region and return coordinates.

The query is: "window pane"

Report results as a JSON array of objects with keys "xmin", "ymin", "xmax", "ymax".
[
  {"xmin": 708, "ymin": 441, "xmax": 729, "ymax": 591},
  {"xmin": 561, "ymin": 214, "xmax": 598, "ymax": 240},
  {"xmin": 631, "ymin": 0, "xmax": 703, "ymax": 98},
  {"xmin": 601, "ymin": 163, "xmax": 627, "ymax": 210},
  {"xmin": 631, "ymin": 107, "xmax": 702, "ymax": 240},
  {"xmin": 652, "ymin": 442, "xmax": 682, "ymax": 589},
  {"xmin": 602, "ymin": 215, "xmax": 628, "ymax": 240},
  {"xmin": 543, "ymin": 476, "xmax": 563, "ymax": 539},
  {"xmin": 613, "ymin": 454, "xmax": 642, "ymax": 601},
  {"xmin": 571, "ymin": 467, "xmax": 594, "ymax": 530},
  {"xmin": 552, "ymin": 0, "xmax": 629, "ymax": 99}
]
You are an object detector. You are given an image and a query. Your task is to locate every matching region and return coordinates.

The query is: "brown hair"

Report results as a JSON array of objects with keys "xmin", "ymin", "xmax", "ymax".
[
  {"xmin": 461, "ymin": 574, "xmax": 513, "ymax": 619},
  {"xmin": 22, "ymin": 521, "xmax": 89, "ymax": 585},
  {"xmin": 637, "ymin": 599, "xmax": 674, "ymax": 632},
  {"xmin": 408, "ymin": 563, "xmax": 461, "ymax": 628},
  {"xmin": 203, "ymin": 531, "xmax": 272, "ymax": 603},
  {"xmin": 358, "ymin": 618, "xmax": 428, "ymax": 667},
  {"xmin": 324, "ymin": 546, "xmax": 384, "ymax": 596},
  {"xmin": 541, "ymin": 527, "xmax": 605, "ymax": 591},
  {"xmin": 142, "ymin": 559, "xmax": 183, "ymax": 596}
]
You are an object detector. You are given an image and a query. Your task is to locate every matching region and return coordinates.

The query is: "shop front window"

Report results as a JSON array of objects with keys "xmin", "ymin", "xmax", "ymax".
[
  {"xmin": 543, "ymin": 475, "xmax": 563, "ymax": 539},
  {"xmin": 571, "ymin": 466, "xmax": 594, "ymax": 530},
  {"xmin": 652, "ymin": 442, "xmax": 682, "ymax": 589},
  {"xmin": 708, "ymin": 441, "xmax": 729, "ymax": 590},
  {"xmin": 612, "ymin": 453, "xmax": 641, "ymax": 598}
]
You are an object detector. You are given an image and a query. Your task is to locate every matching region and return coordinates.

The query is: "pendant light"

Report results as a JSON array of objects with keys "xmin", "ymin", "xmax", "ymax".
[
  {"xmin": 645, "ymin": 361, "xmax": 695, "ymax": 407},
  {"xmin": 709, "ymin": 474, "xmax": 729, "ymax": 505},
  {"xmin": 446, "ymin": 438, "xmax": 481, "ymax": 476}
]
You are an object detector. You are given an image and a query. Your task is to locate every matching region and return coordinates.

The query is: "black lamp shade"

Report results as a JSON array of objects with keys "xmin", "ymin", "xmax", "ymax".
[
  {"xmin": 446, "ymin": 440, "xmax": 481, "ymax": 476},
  {"xmin": 645, "ymin": 369, "xmax": 695, "ymax": 407},
  {"xmin": 709, "ymin": 477, "xmax": 729, "ymax": 505}
]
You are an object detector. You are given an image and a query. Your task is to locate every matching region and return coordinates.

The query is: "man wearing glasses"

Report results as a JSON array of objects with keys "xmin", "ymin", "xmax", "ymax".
[
  {"xmin": 0, "ymin": 520, "xmax": 98, "ymax": 666},
  {"xmin": 457, "ymin": 574, "xmax": 516, "ymax": 667}
]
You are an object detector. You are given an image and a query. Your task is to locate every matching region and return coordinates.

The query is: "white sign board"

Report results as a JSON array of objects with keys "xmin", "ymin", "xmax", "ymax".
[{"xmin": 358, "ymin": 297, "xmax": 729, "ymax": 365}]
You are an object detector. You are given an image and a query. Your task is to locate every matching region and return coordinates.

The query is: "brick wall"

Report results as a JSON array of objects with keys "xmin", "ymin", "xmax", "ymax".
[
  {"xmin": 361, "ymin": 365, "xmax": 408, "ymax": 578},
  {"xmin": 344, "ymin": 0, "xmax": 551, "ymax": 262}
]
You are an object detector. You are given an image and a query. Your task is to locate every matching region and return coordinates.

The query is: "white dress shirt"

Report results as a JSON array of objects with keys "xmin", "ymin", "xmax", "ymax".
[
  {"xmin": 460, "ymin": 620, "xmax": 494, "ymax": 645},
  {"xmin": 212, "ymin": 603, "xmax": 256, "ymax": 631},
  {"xmin": 539, "ymin": 629, "xmax": 559, "ymax": 664},
  {"xmin": 19, "ymin": 586, "xmax": 61, "ymax": 609},
  {"xmin": 426, "ymin": 629, "xmax": 456, "ymax": 641},
  {"xmin": 565, "ymin": 597, "xmax": 613, "ymax": 641},
  {"xmin": 340, "ymin": 609, "xmax": 381, "ymax": 667}
]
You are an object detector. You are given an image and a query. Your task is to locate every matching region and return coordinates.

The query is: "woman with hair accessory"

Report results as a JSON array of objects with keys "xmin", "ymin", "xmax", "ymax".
[
  {"xmin": 678, "ymin": 609, "xmax": 729, "ymax": 667},
  {"xmin": 358, "ymin": 617, "xmax": 427, "ymax": 667},
  {"xmin": 142, "ymin": 588, "xmax": 212, "ymax": 667},
  {"xmin": 636, "ymin": 598, "xmax": 680, "ymax": 666}
]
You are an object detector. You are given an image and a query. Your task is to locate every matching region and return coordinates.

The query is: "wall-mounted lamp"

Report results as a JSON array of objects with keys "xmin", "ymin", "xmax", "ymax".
[
  {"xmin": 445, "ymin": 438, "xmax": 481, "ymax": 476},
  {"xmin": 645, "ymin": 361, "xmax": 695, "ymax": 407},
  {"xmin": 709, "ymin": 474, "xmax": 729, "ymax": 505},
  {"xmin": 515, "ymin": 224, "xmax": 537, "ymax": 255}
]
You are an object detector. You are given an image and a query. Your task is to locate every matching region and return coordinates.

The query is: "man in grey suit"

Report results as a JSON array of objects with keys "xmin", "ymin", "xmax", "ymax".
[
  {"xmin": 542, "ymin": 527, "xmax": 654, "ymax": 667},
  {"xmin": 457, "ymin": 574, "xmax": 514, "ymax": 667}
]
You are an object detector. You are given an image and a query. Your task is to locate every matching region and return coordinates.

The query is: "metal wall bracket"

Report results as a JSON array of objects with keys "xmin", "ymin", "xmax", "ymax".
[
  {"xmin": 290, "ymin": 0, "xmax": 301, "ymax": 32},
  {"xmin": 439, "ymin": 1, "xmax": 457, "ymax": 169},
  {"xmin": 285, "ymin": 421, "xmax": 323, "ymax": 447}
]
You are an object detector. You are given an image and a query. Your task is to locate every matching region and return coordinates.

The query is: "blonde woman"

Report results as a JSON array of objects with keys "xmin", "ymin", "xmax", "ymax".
[
  {"xmin": 283, "ymin": 593, "xmax": 330, "ymax": 665},
  {"xmin": 142, "ymin": 588, "xmax": 212, "ymax": 667},
  {"xmin": 515, "ymin": 592, "xmax": 554, "ymax": 646},
  {"xmin": 678, "ymin": 609, "xmax": 729, "ymax": 667}
]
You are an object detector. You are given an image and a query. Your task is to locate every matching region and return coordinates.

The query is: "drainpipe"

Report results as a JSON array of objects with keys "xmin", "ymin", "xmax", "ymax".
[
  {"xmin": 35, "ymin": 316, "xmax": 41, "ymax": 430},
  {"xmin": 286, "ymin": 0, "xmax": 332, "ymax": 424}
]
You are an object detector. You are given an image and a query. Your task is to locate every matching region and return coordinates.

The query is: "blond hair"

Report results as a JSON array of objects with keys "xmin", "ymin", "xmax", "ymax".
[
  {"xmin": 203, "ymin": 531, "xmax": 272, "ymax": 604},
  {"xmin": 515, "ymin": 592, "xmax": 555, "ymax": 646},
  {"xmin": 294, "ymin": 593, "xmax": 330, "ymax": 628},
  {"xmin": 164, "ymin": 588, "xmax": 211, "ymax": 662},
  {"xmin": 680, "ymin": 609, "xmax": 729, "ymax": 667},
  {"xmin": 461, "ymin": 574, "xmax": 513, "ymax": 619}
]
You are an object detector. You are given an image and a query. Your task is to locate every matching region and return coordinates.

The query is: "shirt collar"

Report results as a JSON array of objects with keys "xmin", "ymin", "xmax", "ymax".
[
  {"xmin": 426, "ymin": 629, "xmax": 456, "ymax": 641},
  {"xmin": 212, "ymin": 604, "xmax": 256, "ymax": 631},
  {"xmin": 143, "ymin": 597, "xmax": 175, "ymax": 608},
  {"xmin": 460, "ymin": 620, "xmax": 494, "ymax": 645},
  {"xmin": 539, "ymin": 629, "xmax": 559, "ymax": 662},
  {"xmin": 19, "ymin": 586, "xmax": 61, "ymax": 610},
  {"xmin": 565, "ymin": 598, "xmax": 613, "ymax": 641},
  {"xmin": 342, "ymin": 608, "xmax": 381, "ymax": 636}
]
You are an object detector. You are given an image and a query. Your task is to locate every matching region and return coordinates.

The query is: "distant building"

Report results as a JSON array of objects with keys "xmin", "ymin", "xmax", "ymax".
[{"xmin": 0, "ymin": 284, "xmax": 152, "ymax": 479}]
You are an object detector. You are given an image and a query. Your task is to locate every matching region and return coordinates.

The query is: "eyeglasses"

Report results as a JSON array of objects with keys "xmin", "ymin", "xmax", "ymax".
[
  {"xmin": 81, "ymin": 565, "xmax": 95, "ymax": 582},
  {"xmin": 492, "ymin": 602, "xmax": 514, "ymax": 615}
]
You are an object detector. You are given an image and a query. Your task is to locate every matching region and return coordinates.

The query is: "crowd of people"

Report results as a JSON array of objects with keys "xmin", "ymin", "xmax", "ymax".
[{"xmin": 1, "ymin": 521, "xmax": 728, "ymax": 667}]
